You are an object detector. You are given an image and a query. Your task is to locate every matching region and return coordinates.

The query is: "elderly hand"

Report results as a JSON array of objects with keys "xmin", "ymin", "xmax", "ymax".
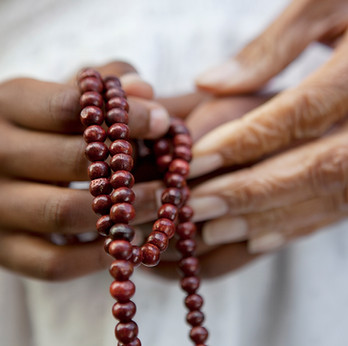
[{"xmin": 0, "ymin": 61, "xmax": 171, "ymax": 280}]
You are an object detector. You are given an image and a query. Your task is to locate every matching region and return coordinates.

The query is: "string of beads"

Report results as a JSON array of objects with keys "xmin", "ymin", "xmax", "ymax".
[{"xmin": 78, "ymin": 68, "xmax": 208, "ymax": 345}]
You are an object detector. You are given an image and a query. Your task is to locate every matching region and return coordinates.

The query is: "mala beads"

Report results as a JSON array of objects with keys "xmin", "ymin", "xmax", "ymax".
[{"xmin": 78, "ymin": 68, "xmax": 208, "ymax": 345}]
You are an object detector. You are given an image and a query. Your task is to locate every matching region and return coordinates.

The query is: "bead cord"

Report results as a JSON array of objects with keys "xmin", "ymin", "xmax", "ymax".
[{"xmin": 78, "ymin": 68, "xmax": 208, "ymax": 345}]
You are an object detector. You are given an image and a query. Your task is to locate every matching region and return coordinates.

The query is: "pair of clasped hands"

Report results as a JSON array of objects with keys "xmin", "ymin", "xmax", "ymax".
[{"xmin": 1, "ymin": 0, "xmax": 348, "ymax": 280}]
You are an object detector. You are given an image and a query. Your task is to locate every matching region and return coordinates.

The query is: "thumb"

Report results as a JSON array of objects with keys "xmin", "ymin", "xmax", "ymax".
[{"xmin": 195, "ymin": 1, "xmax": 324, "ymax": 94}]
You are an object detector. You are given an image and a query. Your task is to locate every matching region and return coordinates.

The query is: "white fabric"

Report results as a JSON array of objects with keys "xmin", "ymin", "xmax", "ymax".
[{"xmin": 1, "ymin": 0, "xmax": 348, "ymax": 345}]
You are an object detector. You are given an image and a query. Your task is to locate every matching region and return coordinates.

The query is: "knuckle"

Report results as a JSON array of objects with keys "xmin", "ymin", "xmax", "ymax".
[
  {"xmin": 308, "ymin": 144, "xmax": 348, "ymax": 194},
  {"xmin": 48, "ymin": 86, "xmax": 80, "ymax": 125},
  {"xmin": 65, "ymin": 138, "xmax": 88, "ymax": 180}
]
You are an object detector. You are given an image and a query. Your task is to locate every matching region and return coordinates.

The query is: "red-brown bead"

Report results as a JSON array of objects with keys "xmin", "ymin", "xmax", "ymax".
[
  {"xmin": 111, "ymin": 187, "xmax": 135, "ymax": 204},
  {"xmin": 110, "ymin": 280, "xmax": 135, "ymax": 302},
  {"xmin": 118, "ymin": 338, "xmax": 141, "ymax": 346},
  {"xmin": 161, "ymin": 187, "xmax": 182, "ymax": 206},
  {"xmin": 174, "ymin": 145, "xmax": 192, "ymax": 162},
  {"xmin": 110, "ymin": 203, "xmax": 135, "ymax": 223},
  {"xmin": 168, "ymin": 159, "xmax": 190, "ymax": 177},
  {"xmin": 176, "ymin": 222, "xmax": 196, "ymax": 239},
  {"xmin": 80, "ymin": 91, "xmax": 103, "ymax": 108},
  {"xmin": 83, "ymin": 125, "xmax": 106, "ymax": 143},
  {"xmin": 153, "ymin": 218, "xmax": 176, "ymax": 238},
  {"xmin": 156, "ymin": 154, "xmax": 173, "ymax": 172},
  {"xmin": 104, "ymin": 75, "xmax": 121, "ymax": 88},
  {"xmin": 108, "ymin": 240, "xmax": 133, "ymax": 260},
  {"xmin": 110, "ymin": 154, "xmax": 133, "ymax": 172},
  {"xmin": 141, "ymin": 243, "xmax": 160, "ymax": 267},
  {"xmin": 106, "ymin": 97, "xmax": 129, "ymax": 112},
  {"xmin": 79, "ymin": 77, "xmax": 104, "ymax": 93},
  {"xmin": 109, "ymin": 260, "xmax": 134, "ymax": 281},
  {"xmin": 176, "ymin": 239, "xmax": 196, "ymax": 257},
  {"xmin": 179, "ymin": 257, "xmax": 200, "ymax": 276},
  {"xmin": 112, "ymin": 301, "xmax": 136, "ymax": 322},
  {"xmin": 153, "ymin": 138, "xmax": 171, "ymax": 157},
  {"xmin": 164, "ymin": 172, "xmax": 186, "ymax": 188},
  {"xmin": 115, "ymin": 321, "xmax": 138, "ymax": 344},
  {"xmin": 78, "ymin": 68, "xmax": 101, "ymax": 82},
  {"xmin": 130, "ymin": 246, "xmax": 143, "ymax": 267},
  {"xmin": 85, "ymin": 142, "xmax": 109, "ymax": 161},
  {"xmin": 173, "ymin": 134, "xmax": 193, "ymax": 148},
  {"xmin": 110, "ymin": 140, "xmax": 133, "ymax": 156},
  {"xmin": 190, "ymin": 326, "xmax": 208, "ymax": 344},
  {"xmin": 92, "ymin": 195, "xmax": 112, "ymax": 214},
  {"xmin": 90, "ymin": 178, "xmax": 112, "ymax": 196},
  {"xmin": 185, "ymin": 294, "xmax": 204, "ymax": 311},
  {"xmin": 108, "ymin": 123, "xmax": 130, "ymax": 141},
  {"xmin": 80, "ymin": 106, "xmax": 104, "ymax": 126},
  {"xmin": 181, "ymin": 276, "xmax": 200, "ymax": 294},
  {"xmin": 110, "ymin": 171, "xmax": 135, "ymax": 189},
  {"xmin": 147, "ymin": 231, "xmax": 169, "ymax": 252},
  {"xmin": 178, "ymin": 205, "xmax": 194, "ymax": 222},
  {"xmin": 106, "ymin": 108, "xmax": 129, "ymax": 126},
  {"xmin": 109, "ymin": 224, "xmax": 135, "ymax": 242},
  {"xmin": 186, "ymin": 310, "xmax": 205, "ymax": 326},
  {"xmin": 88, "ymin": 161, "xmax": 110, "ymax": 180},
  {"xmin": 105, "ymin": 87, "xmax": 126, "ymax": 99},
  {"xmin": 96, "ymin": 215, "xmax": 113, "ymax": 236},
  {"xmin": 157, "ymin": 204, "xmax": 178, "ymax": 221}
]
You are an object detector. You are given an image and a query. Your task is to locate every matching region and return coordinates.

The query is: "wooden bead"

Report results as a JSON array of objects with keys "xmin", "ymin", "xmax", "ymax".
[
  {"xmin": 80, "ymin": 91, "xmax": 103, "ymax": 108},
  {"xmin": 111, "ymin": 171, "xmax": 135, "ymax": 189},
  {"xmin": 96, "ymin": 215, "xmax": 113, "ymax": 236},
  {"xmin": 141, "ymin": 243, "xmax": 160, "ymax": 267},
  {"xmin": 185, "ymin": 294, "xmax": 203, "ymax": 311},
  {"xmin": 80, "ymin": 106, "xmax": 104, "ymax": 126},
  {"xmin": 130, "ymin": 246, "xmax": 143, "ymax": 267},
  {"xmin": 110, "ymin": 154, "xmax": 134, "ymax": 172},
  {"xmin": 168, "ymin": 159, "xmax": 190, "ymax": 177},
  {"xmin": 164, "ymin": 172, "xmax": 186, "ymax": 188},
  {"xmin": 181, "ymin": 186, "xmax": 191, "ymax": 203},
  {"xmin": 83, "ymin": 125, "xmax": 106, "ymax": 143},
  {"xmin": 153, "ymin": 138, "xmax": 171, "ymax": 157},
  {"xmin": 88, "ymin": 161, "xmax": 110, "ymax": 180},
  {"xmin": 108, "ymin": 123, "xmax": 130, "ymax": 141},
  {"xmin": 174, "ymin": 145, "xmax": 192, "ymax": 162},
  {"xmin": 176, "ymin": 239, "xmax": 196, "ymax": 257},
  {"xmin": 108, "ymin": 240, "xmax": 133, "ymax": 260},
  {"xmin": 117, "ymin": 338, "xmax": 141, "ymax": 346},
  {"xmin": 190, "ymin": 326, "xmax": 208, "ymax": 344},
  {"xmin": 106, "ymin": 108, "xmax": 129, "ymax": 126},
  {"xmin": 186, "ymin": 310, "xmax": 205, "ymax": 326},
  {"xmin": 104, "ymin": 75, "xmax": 121, "ymax": 88},
  {"xmin": 147, "ymin": 231, "xmax": 169, "ymax": 252},
  {"xmin": 109, "ymin": 224, "xmax": 135, "ymax": 242},
  {"xmin": 109, "ymin": 260, "xmax": 134, "ymax": 281},
  {"xmin": 111, "ymin": 187, "xmax": 135, "ymax": 204},
  {"xmin": 173, "ymin": 134, "xmax": 192, "ymax": 148},
  {"xmin": 79, "ymin": 77, "xmax": 103, "ymax": 93},
  {"xmin": 156, "ymin": 154, "xmax": 172, "ymax": 172},
  {"xmin": 178, "ymin": 205, "xmax": 194, "ymax": 222},
  {"xmin": 110, "ymin": 140, "xmax": 133, "ymax": 156},
  {"xmin": 110, "ymin": 280, "xmax": 135, "ymax": 302},
  {"xmin": 169, "ymin": 122, "xmax": 190, "ymax": 136},
  {"xmin": 161, "ymin": 187, "xmax": 182, "ymax": 206},
  {"xmin": 153, "ymin": 218, "xmax": 175, "ymax": 238},
  {"xmin": 77, "ymin": 68, "xmax": 101, "ymax": 82},
  {"xmin": 112, "ymin": 301, "xmax": 136, "ymax": 322},
  {"xmin": 104, "ymin": 237, "xmax": 113, "ymax": 252},
  {"xmin": 176, "ymin": 222, "xmax": 196, "ymax": 239},
  {"xmin": 92, "ymin": 195, "xmax": 112, "ymax": 214},
  {"xmin": 106, "ymin": 97, "xmax": 129, "ymax": 112},
  {"xmin": 179, "ymin": 257, "xmax": 200, "ymax": 276},
  {"xmin": 89, "ymin": 178, "xmax": 112, "ymax": 196},
  {"xmin": 157, "ymin": 204, "xmax": 178, "ymax": 221},
  {"xmin": 105, "ymin": 87, "xmax": 126, "ymax": 100},
  {"xmin": 85, "ymin": 142, "xmax": 109, "ymax": 161},
  {"xmin": 115, "ymin": 321, "xmax": 138, "ymax": 344},
  {"xmin": 181, "ymin": 276, "xmax": 200, "ymax": 294},
  {"xmin": 110, "ymin": 203, "xmax": 135, "ymax": 223}
]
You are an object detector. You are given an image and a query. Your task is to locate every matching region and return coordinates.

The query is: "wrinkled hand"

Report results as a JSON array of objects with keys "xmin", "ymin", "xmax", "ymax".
[
  {"xmin": 0, "ymin": 61, "xmax": 171, "ymax": 280},
  {"xmin": 190, "ymin": 0, "xmax": 348, "ymax": 253}
]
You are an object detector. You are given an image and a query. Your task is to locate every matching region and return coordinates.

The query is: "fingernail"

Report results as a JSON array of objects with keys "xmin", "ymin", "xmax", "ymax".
[
  {"xmin": 148, "ymin": 107, "xmax": 170, "ymax": 138},
  {"xmin": 189, "ymin": 153, "xmax": 223, "ymax": 177},
  {"xmin": 196, "ymin": 60, "xmax": 242, "ymax": 88},
  {"xmin": 120, "ymin": 72, "xmax": 143, "ymax": 84},
  {"xmin": 249, "ymin": 233, "xmax": 285, "ymax": 253},
  {"xmin": 190, "ymin": 196, "xmax": 229, "ymax": 222},
  {"xmin": 202, "ymin": 216, "xmax": 248, "ymax": 245}
]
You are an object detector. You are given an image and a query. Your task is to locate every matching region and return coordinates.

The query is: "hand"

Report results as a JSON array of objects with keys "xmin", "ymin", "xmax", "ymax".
[
  {"xmin": 0, "ymin": 61, "xmax": 171, "ymax": 280},
  {"xmin": 192, "ymin": 0, "xmax": 348, "ymax": 177}
]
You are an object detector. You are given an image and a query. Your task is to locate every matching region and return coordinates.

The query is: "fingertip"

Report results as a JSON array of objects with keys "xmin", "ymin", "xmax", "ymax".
[
  {"xmin": 146, "ymin": 106, "xmax": 171, "ymax": 139},
  {"xmin": 121, "ymin": 73, "xmax": 154, "ymax": 99}
]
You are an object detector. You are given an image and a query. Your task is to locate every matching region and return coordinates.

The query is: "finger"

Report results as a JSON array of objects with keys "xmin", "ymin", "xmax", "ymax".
[
  {"xmin": 202, "ymin": 190, "xmax": 348, "ymax": 252},
  {"xmin": 0, "ymin": 179, "xmax": 162, "ymax": 234},
  {"xmin": 0, "ymin": 232, "xmax": 109, "ymax": 280},
  {"xmin": 191, "ymin": 35, "xmax": 348, "ymax": 176},
  {"xmin": 0, "ymin": 76, "xmax": 157, "ymax": 134},
  {"xmin": 191, "ymin": 123, "xmax": 348, "ymax": 218},
  {"xmin": 196, "ymin": 0, "xmax": 348, "ymax": 94}
]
